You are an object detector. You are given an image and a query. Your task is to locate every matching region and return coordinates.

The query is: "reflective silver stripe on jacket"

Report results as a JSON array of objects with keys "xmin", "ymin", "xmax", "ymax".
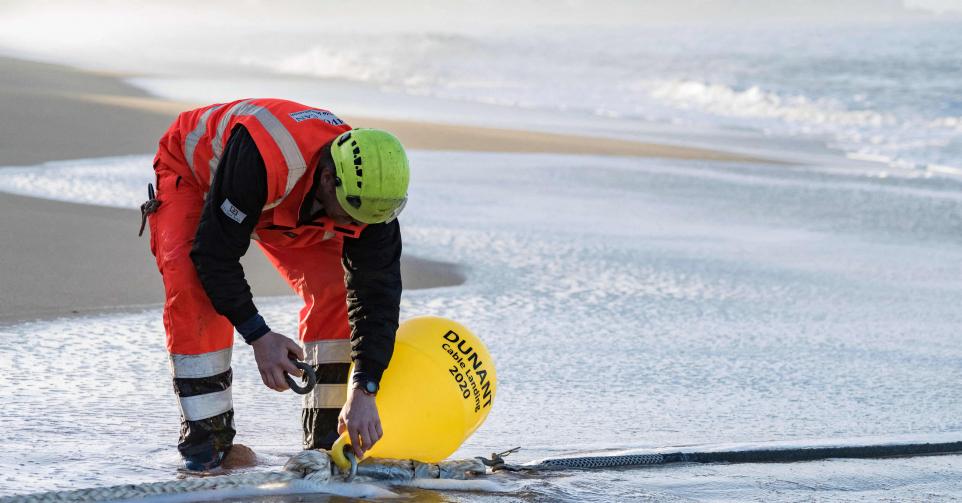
[
  {"xmin": 169, "ymin": 348, "xmax": 232, "ymax": 379},
  {"xmin": 305, "ymin": 339, "xmax": 352, "ymax": 365},
  {"xmin": 303, "ymin": 383, "xmax": 347, "ymax": 409},
  {"xmin": 182, "ymin": 104, "xmax": 224, "ymax": 178},
  {"xmin": 206, "ymin": 100, "xmax": 307, "ymax": 209},
  {"xmin": 179, "ymin": 389, "xmax": 233, "ymax": 421},
  {"xmin": 208, "ymin": 100, "xmax": 250, "ymax": 180}
]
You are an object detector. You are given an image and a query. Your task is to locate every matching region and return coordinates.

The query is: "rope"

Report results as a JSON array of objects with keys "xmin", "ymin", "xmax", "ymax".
[
  {"xmin": 539, "ymin": 453, "xmax": 665, "ymax": 469},
  {"xmin": 0, "ymin": 449, "xmax": 487, "ymax": 502},
  {"xmin": 525, "ymin": 440, "xmax": 962, "ymax": 471},
  {"xmin": 7, "ymin": 440, "xmax": 961, "ymax": 500},
  {"xmin": 0, "ymin": 451, "xmax": 332, "ymax": 503},
  {"xmin": 0, "ymin": 472, "xmax": 299, "ymax": 503}
]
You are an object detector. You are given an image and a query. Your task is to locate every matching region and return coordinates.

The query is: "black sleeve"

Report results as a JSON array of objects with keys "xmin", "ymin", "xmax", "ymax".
[
  {"xmin": 190, "ymin": 125, "xmax": 270, "ymax": 342},
  {"xmin": 342, "ymin": 219, "xmax": 402, "ymax": 385}
]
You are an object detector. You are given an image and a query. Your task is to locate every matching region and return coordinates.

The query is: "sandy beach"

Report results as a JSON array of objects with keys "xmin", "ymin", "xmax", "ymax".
[
  {"xmin": 3, "ymin": 5, "xmax": 962, "ymax": 500},
  {"xmin": 0, "ymin": 56, "xmax": 764, "ymax": 323}
]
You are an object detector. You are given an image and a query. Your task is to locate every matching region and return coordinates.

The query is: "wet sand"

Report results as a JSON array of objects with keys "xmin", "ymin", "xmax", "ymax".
[{"xmin": 0, "ymin": 56, "xmax": 760, "ymax": 322}]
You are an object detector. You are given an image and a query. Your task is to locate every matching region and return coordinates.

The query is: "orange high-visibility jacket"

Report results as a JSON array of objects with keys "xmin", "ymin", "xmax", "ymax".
[{"xmin": 157, "ymin": 98, "xmax": 359, "ymax": 233}]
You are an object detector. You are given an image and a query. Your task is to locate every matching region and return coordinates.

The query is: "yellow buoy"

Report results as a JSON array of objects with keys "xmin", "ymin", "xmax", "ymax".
[{"xmin": 330, "ymin": 316, "xmax": 497, "ymax": 470}]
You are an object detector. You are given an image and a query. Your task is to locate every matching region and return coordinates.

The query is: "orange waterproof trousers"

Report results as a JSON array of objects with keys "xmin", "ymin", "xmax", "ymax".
[{"xmin": 148, "ymin": 150, "xmax": 351, "ymax": 459}]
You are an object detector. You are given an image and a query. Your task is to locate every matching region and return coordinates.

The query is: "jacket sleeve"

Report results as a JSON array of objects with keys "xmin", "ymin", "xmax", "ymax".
[
  {"xmin": 342, "ymin": 219, "xmax": 402, "ymax": 385},
  {"xmin": 190, "ymin": 125, "xmax": 271, "ymax": 343}
]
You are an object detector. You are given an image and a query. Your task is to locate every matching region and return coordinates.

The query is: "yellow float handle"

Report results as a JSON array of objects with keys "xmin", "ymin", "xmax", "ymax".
[{"xmin": 329, "ymin": 432, "xmax": 357, "ymax": 471}]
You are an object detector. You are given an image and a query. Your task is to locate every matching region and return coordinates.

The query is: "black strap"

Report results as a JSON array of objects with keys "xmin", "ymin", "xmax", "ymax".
[{"xmin": 139, "ymin": 183, "xmax": 160, "ymax": 237}]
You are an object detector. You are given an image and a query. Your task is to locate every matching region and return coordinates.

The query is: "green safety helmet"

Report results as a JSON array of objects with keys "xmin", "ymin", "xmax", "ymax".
[{"xmin": 330, "ymin": 128, "xmax": 410, "ymax": 224}]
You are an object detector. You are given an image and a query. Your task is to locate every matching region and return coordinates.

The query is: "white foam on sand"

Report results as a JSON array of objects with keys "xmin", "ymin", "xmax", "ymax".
[
  {"xmin": 2, "ymin": 150, "xmax": 962, "ymax": 501},
  {"xmin": 3, "ymin": 1, "xmax": 962, "ymax": 173},
  {"xmin": 0, "ymin": 155, "xmax": 153, "ymax": 208}
]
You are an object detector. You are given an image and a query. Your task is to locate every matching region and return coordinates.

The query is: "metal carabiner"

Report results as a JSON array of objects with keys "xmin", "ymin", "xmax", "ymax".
[
  {"xmin": 343, "ymin": 448, "xmax": 358, "ymax": 482},
  {"xmin": 284, "ymin": 359, "xmax": 317, "ymax": 395}
]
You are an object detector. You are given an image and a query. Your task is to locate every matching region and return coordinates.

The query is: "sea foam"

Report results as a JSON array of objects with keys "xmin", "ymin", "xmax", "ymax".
[
  {"xmin": 2, "ymin": 150, "xmax": 962, "ymax": 501},
  {"xmin": 1, "ymin": 2, "xmax": 960, "ymax": 174}
]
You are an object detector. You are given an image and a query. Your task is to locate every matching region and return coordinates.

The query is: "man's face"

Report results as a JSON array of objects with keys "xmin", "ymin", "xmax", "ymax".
[{"xmin": 318, "ymin": 166, "xmax": 358, "ymax": 227}]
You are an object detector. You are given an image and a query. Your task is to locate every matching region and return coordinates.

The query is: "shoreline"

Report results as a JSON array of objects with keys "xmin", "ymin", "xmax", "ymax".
[
  {"xmin": 77, "ymin": 91, "xmax": 778, "ymax": 164},
  {"xmin": 0, "ymin": 55, "xmax": 761, "ymax": 323}
]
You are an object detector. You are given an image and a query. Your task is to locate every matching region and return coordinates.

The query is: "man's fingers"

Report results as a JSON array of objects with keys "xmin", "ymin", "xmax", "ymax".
[
  {"xmin": 365, "ymin": 423, "xmax": 380, "ymax": 448},
  {"xmin": 281, "ymin": 358, "xmax": 301, "ymax": 377},
  {"xmin": 375, "ymin": 421, "xmax": 383, "ymax": 439},
  {"xmin": 283, "ymin": 340, "xmax": 304, "ymax": 376},
  {"xmin": 260, "ymin": 370, "xmax": 272, "ymax": 389},
  {"xmin": 349, "ymin": 424, "xmax": 363, "ymax": 457},
  {"xmin": 337, "ymin": 415, "xmax": 347, "ymax": 435},
  {"xmin": 288, "ymin": 341, "xmax": 305, "ymax": 361},
  {"xmin": 271, "ymin": 368, "xmax": 289, "ymax": 392}
]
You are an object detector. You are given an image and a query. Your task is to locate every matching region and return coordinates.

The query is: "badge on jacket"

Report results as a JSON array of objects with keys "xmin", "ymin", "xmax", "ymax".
[
  {"xmin": 289, "ymin": 109, "xmax": 344, "ymax": 126},
  {"xmin": 221, "ymin": 198, "xmax": 247, "ymax": 224}
]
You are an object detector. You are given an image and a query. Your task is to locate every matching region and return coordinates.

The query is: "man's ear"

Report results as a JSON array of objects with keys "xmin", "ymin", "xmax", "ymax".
[{"xmin": 319, "ymin": 163, "xmax": 334, "ymax": 189}]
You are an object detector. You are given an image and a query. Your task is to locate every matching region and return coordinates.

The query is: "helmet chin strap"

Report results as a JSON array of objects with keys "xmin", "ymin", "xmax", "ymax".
[
  {"xmin": 310, "ymin": 194, "xmax": 325, "ymax": 215},
  {"xmin": 313, "ymin": 166, "xmax": 335, "ymax": 214}
]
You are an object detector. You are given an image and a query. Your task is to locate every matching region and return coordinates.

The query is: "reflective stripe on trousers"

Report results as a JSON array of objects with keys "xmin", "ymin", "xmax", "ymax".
[
  {"xmin": 169, "ymin": 348, "xmax": 231, "ymax": 378},
  {"xmin": 303, "ymin": 339, "xmax": 351, "ymax": 409},
  {"xmin": 305, "ymin": 339, "xmax": 351, "ymax": 364},
  {"xmin": 170, "ymin": 349, "xmax": 234, "ymax": 421},
  {"xmin": 179, "ymin": 389, "xmax": 233, "ymax": 421}
]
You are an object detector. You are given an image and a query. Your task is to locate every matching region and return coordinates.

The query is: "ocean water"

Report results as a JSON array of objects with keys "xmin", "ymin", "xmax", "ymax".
[
  {"xmin": 1, "ymin": 151, "xmax": 962, "ymax": 501},
  {"xmin": 1, "ymin": 2, "xmax": 960, "ymax": 173},
  {"xmin": 2, "ymin": 2, "xmax": 962, "ymax": 500},
  {"xmin": 253, "ymin": 22, "xmax": 962, "ymax": 173}
]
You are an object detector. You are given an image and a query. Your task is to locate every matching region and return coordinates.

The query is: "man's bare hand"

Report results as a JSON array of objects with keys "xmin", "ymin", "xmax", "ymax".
[
  {"xmin": 338, "ymin": 387, "xmax": 383, "ymax": 457},
  {"xmin": 251, "ymin": 331, "xmax": 304, "ymax": 392}
]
